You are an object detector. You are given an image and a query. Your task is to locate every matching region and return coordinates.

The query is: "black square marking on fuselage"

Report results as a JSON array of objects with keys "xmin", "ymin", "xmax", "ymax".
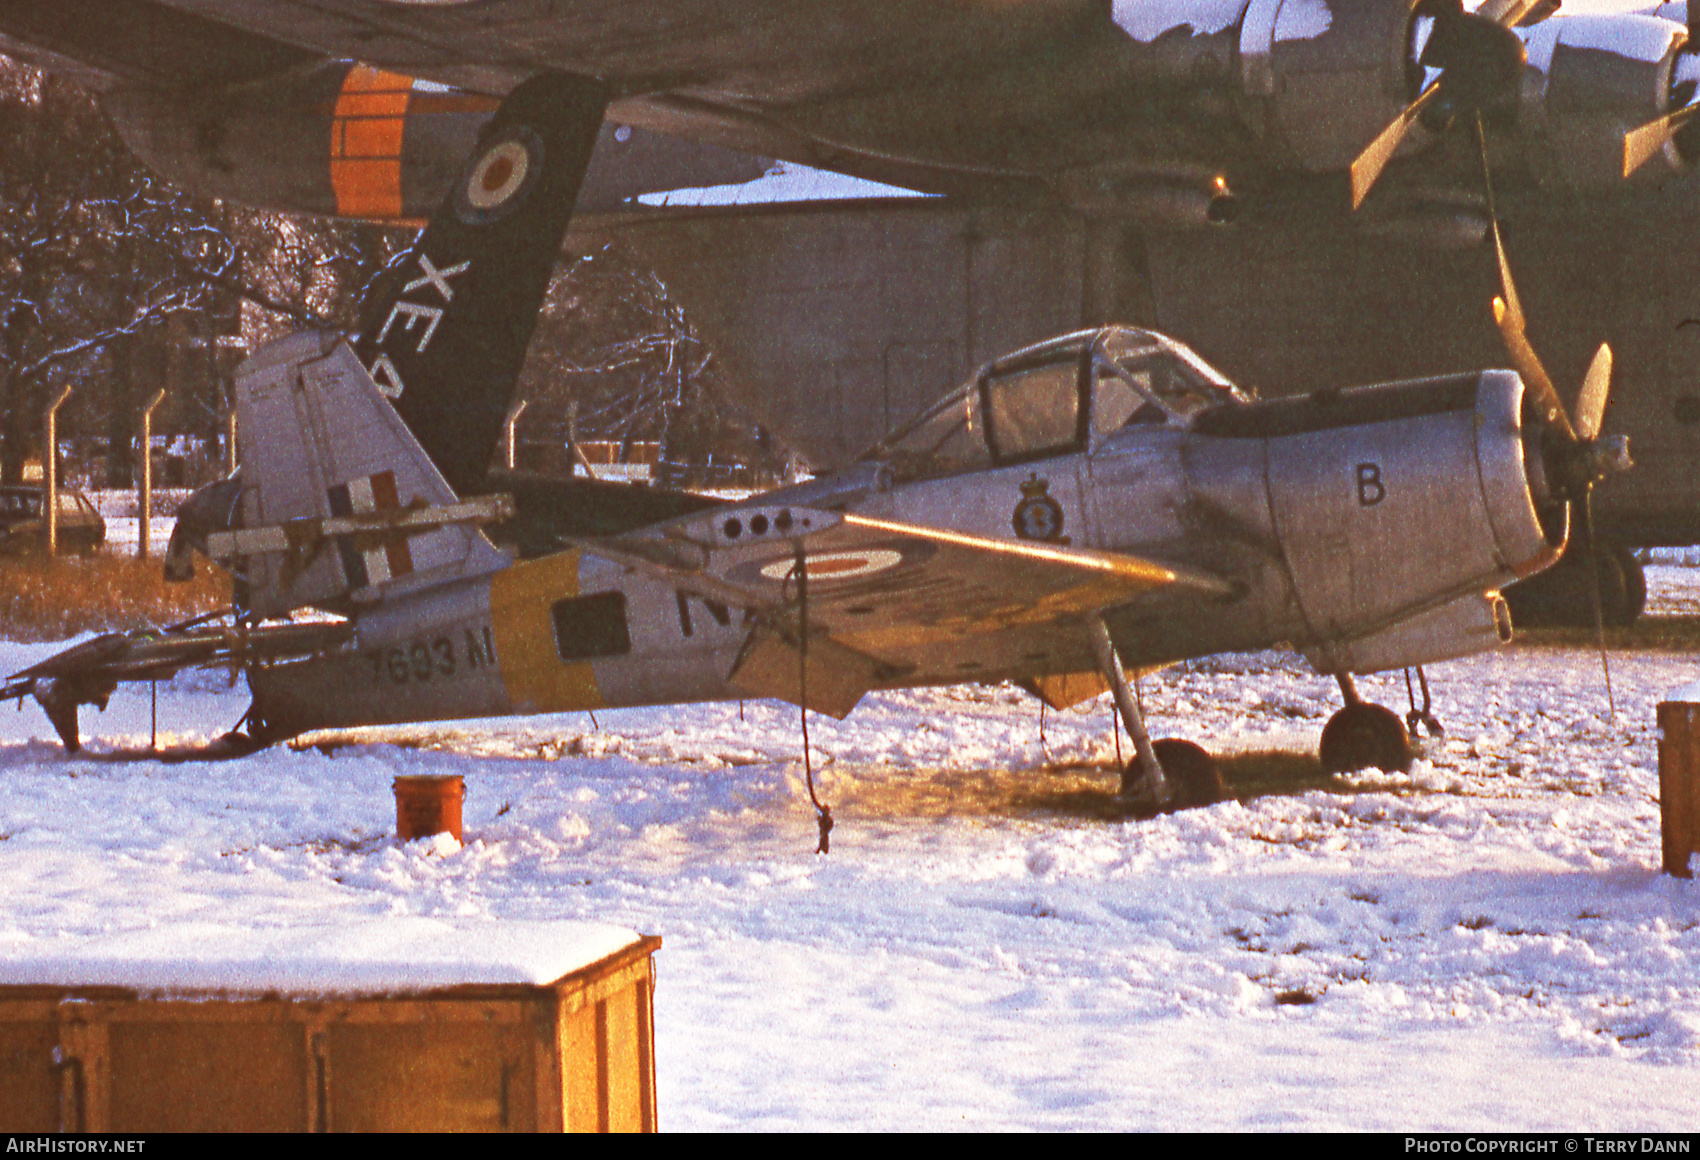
[{"xmin": 552, "ymin": 591, "xmax": 632, "ymax": 662}]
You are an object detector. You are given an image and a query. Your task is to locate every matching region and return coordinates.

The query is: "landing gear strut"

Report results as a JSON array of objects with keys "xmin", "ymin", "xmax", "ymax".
[
  {"xmin": 1087, "ymin": 617, "xmax": 1223, "ymax": 808},
  {"xmin": 1404, "ymin": 666, "xmax": 1444, "ymax": 738},
  {"xmin": 1319, "ymin": 674, "xmax": 1413, "ymax": 774}
]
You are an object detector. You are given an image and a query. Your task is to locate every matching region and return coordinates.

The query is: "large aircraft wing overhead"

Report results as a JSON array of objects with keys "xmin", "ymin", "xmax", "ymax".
[
  {"xmin": 0, "ymin": 0, "xmax": 1170, "ymax": 202},
  {"xmin": 582, "ymin": 505, "xmax": 1234, "ymax": 715}
]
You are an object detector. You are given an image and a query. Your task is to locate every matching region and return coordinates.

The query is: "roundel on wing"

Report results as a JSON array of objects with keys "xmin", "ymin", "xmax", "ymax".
[
  {"xmin": 725, "ymin": 540, "xmax": 935, "ymax": 589},
  {"xmin": 454, "ymin": 127, "xmax": 544, "ymax": 225},
  {"xmin": 757, "ymin": 549, "xmax": 904, "ymax": 582}
]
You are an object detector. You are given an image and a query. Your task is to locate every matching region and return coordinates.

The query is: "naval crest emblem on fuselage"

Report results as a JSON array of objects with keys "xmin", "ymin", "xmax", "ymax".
[{"xmin": 1012, "ymin": 474, "xmax": 1068, "ymax": 544}]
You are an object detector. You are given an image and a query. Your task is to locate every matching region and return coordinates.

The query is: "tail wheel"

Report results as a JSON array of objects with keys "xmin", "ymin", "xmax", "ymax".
[
  {"xmin": 1152, "ymin": 738, "xmax": 1223, "ymax": 808},
  {"xmin": 1319, "ymin": 703, "xmax": 1413, "ymax": 774}
]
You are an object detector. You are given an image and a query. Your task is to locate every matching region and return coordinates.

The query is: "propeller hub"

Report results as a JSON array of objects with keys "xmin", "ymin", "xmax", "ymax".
[
  {"xmin": 1419, "ymin": 10, "xmax": 1529, "ymax": 116},
  {"xmin": 1592, "ymin": 434, "xmax": 1634, "ymax": 479},
  {"xmin": 1541, "ymin": 431, "xmax": 1632, "ymax": 502}
]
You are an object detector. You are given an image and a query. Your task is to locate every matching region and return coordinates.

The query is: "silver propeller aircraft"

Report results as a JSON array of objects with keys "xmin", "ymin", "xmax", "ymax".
[
  {"xmin": 0, "ymin": 303, "xmax": 1622, "ymax": 809},
  {"xmin": 0, "ymin": 64, "xmax": 1628, "ymax": 814},
  {"xmin": 0, "ymin": 69, "xmax": 1632, "ymax": 806}
]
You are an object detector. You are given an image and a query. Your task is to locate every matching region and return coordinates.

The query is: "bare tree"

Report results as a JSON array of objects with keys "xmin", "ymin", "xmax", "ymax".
[
  {"xmin": 0, "ymin": 56, "xmax": 412, "ymax": 483},
  {"xmin": 515, "ymin": 240, "xmax": 776, "ymax": 482}
]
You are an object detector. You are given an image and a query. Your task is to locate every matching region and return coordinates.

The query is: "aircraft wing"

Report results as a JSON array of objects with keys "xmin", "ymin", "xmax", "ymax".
[
  {"xmin": 584, "ymin": 505, "xmax": 1234, "ymax": 715},
  {"xmin": 0, "ymin": 0, "xmax": 1235, "ymax": 202},
  {"xmin": 0, "ymin": 618, "xmax": 352, "ymax": 751}
]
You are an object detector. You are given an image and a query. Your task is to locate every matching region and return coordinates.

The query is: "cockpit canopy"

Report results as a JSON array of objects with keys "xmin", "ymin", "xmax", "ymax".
[{"xmin": 863, "ymin": 326, "xmax": 1247, "ymax": 482}]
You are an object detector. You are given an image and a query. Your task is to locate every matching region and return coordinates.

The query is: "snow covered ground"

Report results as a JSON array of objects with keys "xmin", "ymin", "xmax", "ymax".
[{"xmin": 1, "ymin": 562, "xmax": 1698, "ymax": 1129}]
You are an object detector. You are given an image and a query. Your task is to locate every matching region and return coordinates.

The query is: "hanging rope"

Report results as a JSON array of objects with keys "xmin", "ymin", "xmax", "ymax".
[{"xmin": 786, "ymin": 548, "xmax": 833, "ymax": 854}]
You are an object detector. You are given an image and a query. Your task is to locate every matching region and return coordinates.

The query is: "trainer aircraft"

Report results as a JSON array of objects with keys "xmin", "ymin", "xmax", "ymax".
[{"xmin": 0, "ymin": 80, "xmax": 1627, "ymax": 809}]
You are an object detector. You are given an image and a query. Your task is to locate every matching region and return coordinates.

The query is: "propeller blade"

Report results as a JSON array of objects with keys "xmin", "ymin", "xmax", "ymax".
[
  {"xmin": 1479, "ymin": 113, "xmax": 1578, "ymax": 443},
  {"xmin": 1493, "ymin": 294, "xmax": 1573, "ymax": 439},
  {"xmin": 1623, "ymin": 104, "xmax": 1700, "ymax": 178},
  {"xmin": 1351, "ymin": 84, "xmax": 1443, "ymax": 209},
  {"xmin": 1573, "ymin": 343, "xmax": 1613, "ymax": 442},
  {"xmin": 1488, "ymin": 228, "xmax": 1576, "ymax": 441}
]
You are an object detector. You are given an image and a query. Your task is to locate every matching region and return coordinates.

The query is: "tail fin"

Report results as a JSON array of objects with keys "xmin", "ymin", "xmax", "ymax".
[
  {"xmin": 353, "ymin": 72, "xmax": 608, "ymax": 495},
  {"xmin": 217, "ymin": 331, "xmax": 509, "ymax": 618}
]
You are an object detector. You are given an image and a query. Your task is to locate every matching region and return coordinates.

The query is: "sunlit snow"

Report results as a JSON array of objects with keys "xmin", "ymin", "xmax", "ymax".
[{"xmin": 0, "ymin": 544, "xmax": 1697, "ymax": 1128}]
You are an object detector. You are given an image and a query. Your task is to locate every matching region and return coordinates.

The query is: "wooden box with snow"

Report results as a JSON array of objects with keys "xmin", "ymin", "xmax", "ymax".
[{"xmin": 0, "ymin": 919, "xmax": 660, "ymax": 1132}]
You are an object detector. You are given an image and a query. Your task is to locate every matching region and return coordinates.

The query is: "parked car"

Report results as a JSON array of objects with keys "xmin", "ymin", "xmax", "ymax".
[{"xmin": 0, "ymin": 486, "xmax": 105, "ymax": 554}]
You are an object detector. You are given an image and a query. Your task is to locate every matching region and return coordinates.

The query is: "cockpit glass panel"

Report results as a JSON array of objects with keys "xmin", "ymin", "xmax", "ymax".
[
  {"xmin": 1097, "ymin": 331, "xmax": 1237, "ymax": 423},
  {"xmin": 1092, "ymin": 364, "xmax": 1165, "ymax": 430},
  {"xmin": 983, "ymin": 359, "xmax": 1081, "ymax": 461},
  {"xmin": 865, "ymin": 328, "xmax": 1244, "ymax": 478},
  {"xmin": 879, "ymin": 386, "xmax": 991, "ymax": 481}
]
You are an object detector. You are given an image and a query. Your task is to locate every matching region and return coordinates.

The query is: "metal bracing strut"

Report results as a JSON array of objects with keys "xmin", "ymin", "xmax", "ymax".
[{"xmin": 1086, "ymin": 615, "xmax": 1169, "ymax": 804}]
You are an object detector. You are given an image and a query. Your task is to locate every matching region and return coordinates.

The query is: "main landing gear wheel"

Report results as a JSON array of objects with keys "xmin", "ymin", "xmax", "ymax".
[
  {"xmin": 1614, "ymin": 546, "xmax": 1647, "ymax": 627},
  {"xmin": 1503, "ymin": 545, "xmax": 1644, "ymax": 628},
  {"xmin": 1319, "ymin": 703, "xmax": 1413, "ymax": 774},
  {"xmin": 1151, "ymin": 739, "xmax": 1224, "ymax": 808}
]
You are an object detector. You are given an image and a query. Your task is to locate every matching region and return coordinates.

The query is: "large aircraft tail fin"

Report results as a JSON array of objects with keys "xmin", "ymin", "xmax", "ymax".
[
  {"xmin": 352, "ymin": 72, "xmax": 608, "ymax": 495},
  {"xmin": 217, "ymin": 331, "xmax": 510, "ymax": 618}
]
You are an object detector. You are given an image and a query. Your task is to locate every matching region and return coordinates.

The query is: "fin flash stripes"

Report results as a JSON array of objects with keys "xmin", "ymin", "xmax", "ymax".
[
  {"xmin": 327, "ymin": 470, "xmax": 414, "ymax": 589},
  {"xmin": 330, "ymin": 66, "xmax": 412, "ymax": 219}
]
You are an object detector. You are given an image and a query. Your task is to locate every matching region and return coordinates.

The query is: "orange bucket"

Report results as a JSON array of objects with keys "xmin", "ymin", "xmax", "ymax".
[{"xmin": 393, "ymin": 775, "xmax": 464, "ymax": 843}]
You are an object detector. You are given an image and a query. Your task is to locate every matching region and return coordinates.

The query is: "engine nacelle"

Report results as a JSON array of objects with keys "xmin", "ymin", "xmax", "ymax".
[
  {"xmin": 1188, "ymin": 369, "xmax": 1555, "ymax": 673},
  {"xmin": 101, "ymin": 63, "xmax": 774, "ymax": 221},
  {"xmin": 1233, "ymin": 0, "xmax": 1691, "ymax": 193},
  {"xmin": 1518, "ymin": 12, "xmax": 1687, "ymax": 190},
  {"xmin": 103, "ymin": 63, "xmax": 492, "ymax": 219},
  {"xmin": 1238, "ymin": 0, "xmax": 1417, "ymax": 172}
]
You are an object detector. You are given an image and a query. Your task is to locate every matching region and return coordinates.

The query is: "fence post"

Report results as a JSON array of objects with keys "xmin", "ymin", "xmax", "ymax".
[
  {"xmin": 138, "ymin": 388, "xmax": 166, "ymax": 561},
  {"xmin": 43, "ymin": 384, "xmax": 73, "ymax": 556},
  {"xmin": 1657, "ymin": 701, "xmax": 1699, "ymax": 877}
]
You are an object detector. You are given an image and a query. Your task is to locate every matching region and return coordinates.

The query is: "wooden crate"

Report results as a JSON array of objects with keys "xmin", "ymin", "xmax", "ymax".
[{"xmin": 0, "ymin": 928, "xmax": 660, "ymax": 1132}]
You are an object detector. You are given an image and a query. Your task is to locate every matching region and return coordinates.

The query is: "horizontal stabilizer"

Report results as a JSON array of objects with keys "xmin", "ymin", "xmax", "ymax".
[
  {"xmin": 207, "ymin": 495, "xmax": 513, "ymax": 559},
  {"xmin": 1, "ymin": 619, "xmax": 352, "ymax": 752}
]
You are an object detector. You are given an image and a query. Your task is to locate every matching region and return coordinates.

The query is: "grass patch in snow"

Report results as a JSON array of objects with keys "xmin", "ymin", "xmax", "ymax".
[
  {"xmin": 0, "ymin": 550, "xmax": 230, "ymax": 641},
  {"xmin": 1014, "ymin": 749, "xmax": 1353, "ymax": 818},
  {"xmin": 1216, "ymin": 749, "xmax": 1339, "ymax": 800},
  {"xmin": 1516, "ymin": 615, "xmax": 1700, "ymax": 651}
]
